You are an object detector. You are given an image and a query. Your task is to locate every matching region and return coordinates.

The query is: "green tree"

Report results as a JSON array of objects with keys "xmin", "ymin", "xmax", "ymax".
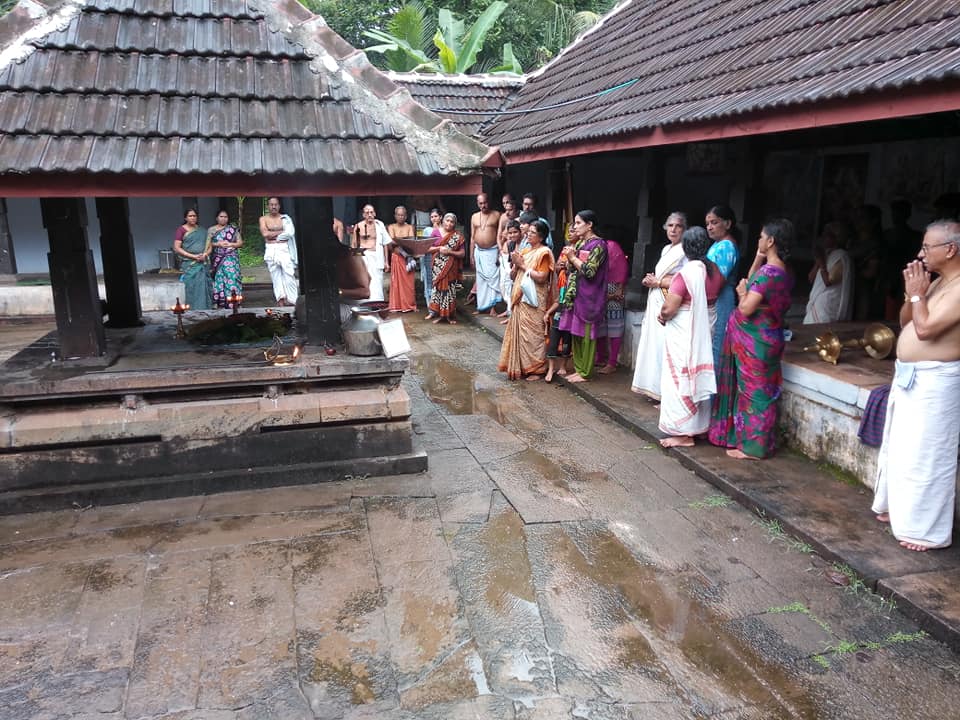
[
  {"xmin": 363, "ymin": 2, "xmax": 520, "ymax": 74},
  {"xmin": 300, "ymin": 0, "xmax": 614, "ymax": 72}
]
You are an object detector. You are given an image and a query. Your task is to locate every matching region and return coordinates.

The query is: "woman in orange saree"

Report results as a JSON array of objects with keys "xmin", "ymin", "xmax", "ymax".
[
  {"xmin": 498, "ymin": 220, "xmax": 555, "ymax": 380},
  {"xmin": 426, "ymin": 213, "xmax": 465, "ymax": 324}
]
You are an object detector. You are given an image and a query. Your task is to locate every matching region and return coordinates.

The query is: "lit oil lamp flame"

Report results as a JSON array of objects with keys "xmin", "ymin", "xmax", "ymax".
[
  {"xmin": 227, "ymin": 288, "xmax": 243, "ymax": 315},
  {"xmin": 171, "ymin": 297, "xmax": 189, "ymax": 338}
]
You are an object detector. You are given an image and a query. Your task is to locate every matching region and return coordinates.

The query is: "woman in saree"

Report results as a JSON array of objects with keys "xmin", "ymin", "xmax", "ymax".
[
  {"xmin": 557, "ymin": 210, "xmax": 608, "ymax": 383},
  {"xmin": 209, "ymin": 210, "xmax": 243, "ymax": 309},
  {"xmin": 498, "ymin": 220, "xmax": 555, "ymax": 380},
  {"xmin": 387, "ymin": 205, "xmax": 418, "ymax": 312},
  {"xmin": 657, "ymin": 227, "xmax": 725, "ymax": 448},
  {"xmin": 419, "ymin": 208, "xmax": 443, "ymax": 308},
  {"xmin": 426, "ymin": 213, "xmax": 465, "ymax": 324},
  {"xmin": 705, "ymin": 205, "xmax": 741, "ymax": 368},
  {"xmin": 595, "ymin": 237, "xmax": 630, "ymax": 374},
  {"xmin": 708, "ymin": 218, "xmax": 795, "ymax": 460},
  {"xmin": 631, "ymin": 212, "xmax": 688, "ymax": 399},
  {"xmin": 173, "ymin": 207, "xmax": 212, "ymax": 310}
]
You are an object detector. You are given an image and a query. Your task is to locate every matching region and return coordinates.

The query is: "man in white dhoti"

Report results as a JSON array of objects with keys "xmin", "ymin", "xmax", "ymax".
[
  {"xmin": 656, "ymin": 227, "xmax": 717, "ymax": 447},
  {"xmin": 803, "ymin": 222, "xmax": 853, "ymax": 324},
  {"xmin": 631, "ymin": 212, "xmax": 688, "ymax": 400},
  {"xmin": 352, "ymin": 204, "xmax": 392, "ymax": 302},
  {"xmin": 872, "ymin": 220, "xmax": 960, "ymax": 551},
  {"xmin": 471, "ymin": 193, "xmax": 502, "ymax": 316},
  {"xmin": 260, "ymin": 197, "xmax": 298, "ymax": 306}
]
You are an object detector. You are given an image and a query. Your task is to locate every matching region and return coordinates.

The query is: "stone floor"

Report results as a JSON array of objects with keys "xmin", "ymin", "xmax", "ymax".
[{"xmin": 1, "ymin": 314, "xmax": 960, "ymax": 719}]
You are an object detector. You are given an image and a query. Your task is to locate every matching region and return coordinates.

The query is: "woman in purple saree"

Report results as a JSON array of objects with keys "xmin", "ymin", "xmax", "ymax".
[{"xmin": 708, "ymin": 219, "xmax": 794, "ymax": 459}]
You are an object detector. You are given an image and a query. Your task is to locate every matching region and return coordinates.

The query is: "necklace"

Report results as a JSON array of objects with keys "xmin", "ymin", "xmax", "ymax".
[{"xmin": 932, "ymin": 272, "xmax": 960, "ymax": 298}]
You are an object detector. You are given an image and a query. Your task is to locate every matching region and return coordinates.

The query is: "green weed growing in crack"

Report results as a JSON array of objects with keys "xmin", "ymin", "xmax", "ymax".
[
  {"xmin": 830, "ymin": 562, "xmax": 898, "ymax": 615},
  {"xmin": 753, "ymin": 512, "xmax": 815, "ymax": 554},
  {"xmin": 688, "ymin": 493, "xmax": 733, "ymax": 510},
  {"xmin": 766, "ymin": 602, "xmax": 832, "ymax": 634},
  {"xmin": 812, "ymin": 630, "xmax": 927, "ymax": 668}
]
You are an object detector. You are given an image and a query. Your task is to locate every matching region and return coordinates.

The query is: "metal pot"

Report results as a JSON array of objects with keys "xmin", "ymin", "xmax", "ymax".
[{"xmin": 343, "ymin": 302, "xmax": 388, "ymax": 356}]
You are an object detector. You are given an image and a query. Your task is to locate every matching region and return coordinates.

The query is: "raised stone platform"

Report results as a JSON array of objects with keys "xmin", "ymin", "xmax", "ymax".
[
  {"xmin": 0, "ymin": 273, "xmax": 184, "ymax": 315},
  {"xmin": 0, "ymin": 309, "xmax": 427, "ymax": 513}
]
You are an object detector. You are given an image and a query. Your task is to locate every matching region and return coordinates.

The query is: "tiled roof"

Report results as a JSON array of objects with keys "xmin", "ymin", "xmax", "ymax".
[
  {"xmin": 389, "ymin": 72, "xmax": 522, "ymax": 138},
  {"xmin": 0, "ymin": 0, "xmax": 496, "ymax": 189},
  {"xmin": 482, "ymin": 0, "xmax": 960, "ymax": 157}
]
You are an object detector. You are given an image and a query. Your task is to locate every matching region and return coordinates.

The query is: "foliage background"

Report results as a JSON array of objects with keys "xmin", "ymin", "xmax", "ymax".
[{"xmin": 302, "ymin": 0, "xmax": 614, "ymax": 72}]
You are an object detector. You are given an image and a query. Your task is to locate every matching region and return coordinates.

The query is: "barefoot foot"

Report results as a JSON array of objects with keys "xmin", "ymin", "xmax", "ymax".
[
  {"xmin": 725, "ymin": 448, "xmax": 759, "ymax": 460},
  {"xmin": 526, "ymin": 374, "xmax": 541, "ymax": 382},
  {"xmin": 566, "ymin": 372, "xmax": 586, "ymax": 383},
  {"xmin": 598, "ymin": 364, "xmax": 617, "ymax": 375},
  {"xmin": 899, "ymin": 540, "xmax": 929, "ymax": 552},
  {"xmin": 431, "ymin": 317, "xmax": 442, "ymax": 324},
  {"xmin": 660, "ymin": 436, "xmax": 695, "ymax": 448},
  {"xmin": 499, "ymin": 318, "xmax": 509, "ymax": 325},
  {"xmin": 448, "ymin": 319, "xmax": 457, "ymax": 325},
  {"xmin": 875, "ymin": 513, "xmax": 890, "ymax": 523}
]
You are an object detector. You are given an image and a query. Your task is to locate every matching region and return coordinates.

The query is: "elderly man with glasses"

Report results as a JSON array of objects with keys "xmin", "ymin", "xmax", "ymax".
[{"xmin": 872, "ymin": 219, "xmax": 960, "ymax": 552}]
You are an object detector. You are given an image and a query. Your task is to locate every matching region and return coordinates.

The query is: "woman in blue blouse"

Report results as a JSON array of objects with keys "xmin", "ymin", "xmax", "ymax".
[{"xmin": 705, "ymin": 205, "xmax": 740, "ymax": 368}]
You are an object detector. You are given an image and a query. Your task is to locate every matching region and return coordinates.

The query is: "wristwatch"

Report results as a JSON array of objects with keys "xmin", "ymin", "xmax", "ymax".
[{"xmin": 909, "ymin": 295, "xmax": 922, "ymax": 303}]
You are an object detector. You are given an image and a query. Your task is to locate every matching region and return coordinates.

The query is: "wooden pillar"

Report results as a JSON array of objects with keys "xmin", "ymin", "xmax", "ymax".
[
  {"xmin": 293, "ymin": 196, "xmax": 340, "ymax": 347},
  {"xmin": 625, "ymin": 150, "xmax": 662, "ymax": 311},
  {"xmin": 0, "ymin": 199, "xmax": 16, "ymax": 275},
  {"xmin": 41, "ymin": 197, "xmax": 106, "ymax": 358},
  {"xmin": 729, "ymin": 138, "xmax": 766, "ymax": 276},
  {"xmin": 96, "ymin": 197, "xmax": 143, "ymax": 327}
]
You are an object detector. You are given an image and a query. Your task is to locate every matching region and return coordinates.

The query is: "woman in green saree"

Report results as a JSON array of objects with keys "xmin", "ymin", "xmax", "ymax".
[{"xmin": 173, "ymin": 207, "xmax": 212, "ymax": 310}]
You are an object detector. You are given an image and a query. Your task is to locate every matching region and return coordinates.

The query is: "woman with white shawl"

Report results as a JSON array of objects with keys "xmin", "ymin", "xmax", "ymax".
[
  {"xmin": 803, "ymin": 221, "xmax": 853, "ymax": 324},
  {"xmin": 657, "ymin": 226, "xmax": 719, "ymax": 447},
  {"xmin": 631, "ymin": 212, "xmax": 688, "ymax": 400}
]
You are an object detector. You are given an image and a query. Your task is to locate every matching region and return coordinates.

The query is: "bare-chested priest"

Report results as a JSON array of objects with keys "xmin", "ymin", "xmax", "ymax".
[
  {"xmin": 872, "ymin": 219, "xmax": 960, "ymax": 551},
  {"xmin": 471, "ymin": 193, "xmax": 502, "ymax": 316}
]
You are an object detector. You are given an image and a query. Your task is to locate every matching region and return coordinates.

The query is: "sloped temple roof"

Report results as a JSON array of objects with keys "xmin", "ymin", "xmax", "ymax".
[
  {"xmin": 0, "ymin": 0, "xmax": 500, "ymax": 196},
  {"xmin": 483, "ymin": 0, "xmax": 960, "ymax": 163}
]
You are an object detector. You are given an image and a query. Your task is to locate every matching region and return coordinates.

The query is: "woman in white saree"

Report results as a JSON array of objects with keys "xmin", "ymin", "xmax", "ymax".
[
  {"xmin": 657, "ymin": 227, "xmax": 720, "ymax": 448},
  {"xmin": 631, "ymin": 212, "xmax": 688, "ymax": 400}
]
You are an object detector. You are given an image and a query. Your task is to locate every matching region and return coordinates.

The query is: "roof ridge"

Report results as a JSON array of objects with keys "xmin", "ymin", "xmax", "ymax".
[
  {"xmin": 0, "ymin": 0, "xmax": 84, "ymax": 73},
  {"xmin": 385, "ymin": 71, "xmax": 524, "ymax": 88}
]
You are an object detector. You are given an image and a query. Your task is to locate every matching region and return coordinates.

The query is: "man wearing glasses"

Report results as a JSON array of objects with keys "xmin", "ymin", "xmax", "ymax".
[{"xmin": 872, "ymin": 219, "xmax": 960, "ymax": 552}]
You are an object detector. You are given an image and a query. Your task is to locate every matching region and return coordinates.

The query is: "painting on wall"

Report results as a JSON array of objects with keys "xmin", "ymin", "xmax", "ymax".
[
  {"xmin": 762, "ymin": 151, "xmax": 821, "ymax": 254},
  {"xmin": 818, "ymin": 153, "xmax": 869, "ymax": 230}
]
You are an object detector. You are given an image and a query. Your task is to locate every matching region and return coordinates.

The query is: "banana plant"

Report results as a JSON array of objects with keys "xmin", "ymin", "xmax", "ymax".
[{"xmin": 364, "ymin": 1, "xmax": 518, "ymax": 75}]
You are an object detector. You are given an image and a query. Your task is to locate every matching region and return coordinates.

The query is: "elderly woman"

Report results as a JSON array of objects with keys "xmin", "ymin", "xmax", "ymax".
[
  {"xmin": 705, "ymin": 205, "xmax": 741, "ymax": 368},
  {"xmin": 173, "ymin": 207, "xmax": 212, "ymax": 310},
  {"xmin": 631, "ymin": 212, "xmax": 688, "ymax": 399},
  {"xmin": 708, "ymin": 218, "xmax": 795, "ymax": 460},
  {"xmin": 657, "ymin": 227, "xmax": 725, "ymax": 448},
  {"xmin": 209, "ymin": 209, "xmax": 243, "ymax": 309},
  {"xmin": 803, "ymin": 221, "xmax": 853, "ymax": 323},
  {"xmin": 425, "ymin": 212, "xmax": 465, "ymax": 324},
  {"xmin": 498, "ymin": 220, "xmax": 555, "ymax": 380},
  {"xmin": 557, "ymin": 210, "xmax": 608, "ymax": 382}
]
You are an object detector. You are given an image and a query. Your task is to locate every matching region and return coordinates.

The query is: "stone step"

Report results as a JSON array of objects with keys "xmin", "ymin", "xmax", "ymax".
[{"xmin": 0, "ymin": 449, "xmax": 427, "ymax": 515}]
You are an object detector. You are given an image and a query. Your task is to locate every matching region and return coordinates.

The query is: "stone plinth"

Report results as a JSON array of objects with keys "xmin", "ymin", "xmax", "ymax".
[{"xmin": 0, "ymin": 312, "xmax": 426, "ymax": 513}]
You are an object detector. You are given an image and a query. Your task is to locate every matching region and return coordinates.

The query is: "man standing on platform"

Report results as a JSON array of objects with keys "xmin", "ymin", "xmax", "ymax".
[
  {"xmin": 352, "ymin": 204, "xmax": 392, "ymax": 302},
  {"xmin": 260, "ymin": 197, "xmax": 298, "ymax": 306},
  {"xmin": 872, "ymin": 219, "xmax": 960, "ymax": 551},
  {"xmin": 471, "ymin": 193, "xmax": 502, "ymax": 316}
]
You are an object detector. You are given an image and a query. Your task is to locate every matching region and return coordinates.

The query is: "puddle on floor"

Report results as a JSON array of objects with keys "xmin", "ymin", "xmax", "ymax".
[{"xmin": 549, "ymin": 526, "xmax": 822, "ymax": 718}]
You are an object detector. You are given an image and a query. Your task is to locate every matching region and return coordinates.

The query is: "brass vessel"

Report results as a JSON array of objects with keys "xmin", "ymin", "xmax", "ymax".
[{"xmin": 803, "ymin": 323, "xmax": 895, "ymax": 365}]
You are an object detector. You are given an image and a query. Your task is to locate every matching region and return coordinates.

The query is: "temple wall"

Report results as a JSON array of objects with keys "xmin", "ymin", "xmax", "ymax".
[{"xmin": 7, "ymin": 197, "xmax": 221, "ymax": 274}]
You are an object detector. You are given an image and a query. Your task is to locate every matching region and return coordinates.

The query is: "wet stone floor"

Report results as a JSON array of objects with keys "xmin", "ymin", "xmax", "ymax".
[{"xmin": 2, "ymin": 315, "xmax": 960, "ymax": 719}]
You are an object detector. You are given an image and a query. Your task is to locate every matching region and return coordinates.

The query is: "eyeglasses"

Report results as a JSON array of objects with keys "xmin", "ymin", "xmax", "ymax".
[{"xmin": 920, "ymin": 241, "xmax": 954, "ymax": 253}]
